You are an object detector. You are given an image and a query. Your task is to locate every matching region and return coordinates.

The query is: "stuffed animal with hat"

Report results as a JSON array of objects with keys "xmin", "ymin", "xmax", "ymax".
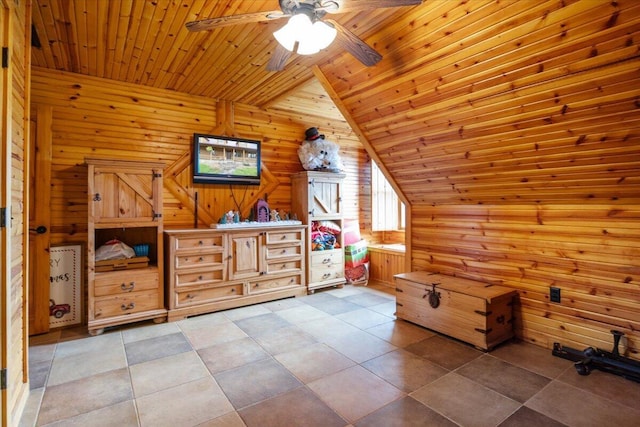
[{"xmin": 298, "ymin": 127, "xmax": 345, "ymax": 172}]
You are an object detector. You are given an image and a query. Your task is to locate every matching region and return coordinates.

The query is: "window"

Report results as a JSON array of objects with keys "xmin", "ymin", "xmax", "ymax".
[{"xmin": 371, "ymin": 161, "xmax": 405, "ymax": 231}]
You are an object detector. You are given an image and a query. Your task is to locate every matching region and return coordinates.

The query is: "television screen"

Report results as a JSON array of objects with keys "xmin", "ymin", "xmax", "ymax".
[{"xmin": 192, "ymin": 133, "xmax": 261, "ymax": 185}]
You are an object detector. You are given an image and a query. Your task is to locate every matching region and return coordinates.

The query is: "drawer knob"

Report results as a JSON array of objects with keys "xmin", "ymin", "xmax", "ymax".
[
  {"xmin": 121, "ymin": 302, "xmax": 135, "ymax": 311},
  {"xmin": 121, "ymin": 282, "xmax": 135, "ymax": 292},
  {"xmin": 322, "ymin": 273, "xmax": 331, "ymax": 279},
  {"xmin": 199, "ymin": 257, "xmax": 204, "ymax": 262},
  {"xmin": 322, "ymin": 258, "xmax": 331, "ymax": 264},
  {"xmin": 198, "ymin": 240, "xmax": 203, "ymax": 245},
  {"xmin": 281, "ymin": 249, "xmax": 287, "ymax": 254},
  {"xmin": 186, "ymin": 294, "xmax": 195, "ymax": 300}
]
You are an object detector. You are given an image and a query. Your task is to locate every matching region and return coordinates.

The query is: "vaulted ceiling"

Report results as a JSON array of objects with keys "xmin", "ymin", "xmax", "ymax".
[
  {"xmin": 30, "ymin": 0, "xmax": 640, "ymax": 206},
  {"xmin": 30, "ymin": 0, "xmax": 416, "ymax": 109}
]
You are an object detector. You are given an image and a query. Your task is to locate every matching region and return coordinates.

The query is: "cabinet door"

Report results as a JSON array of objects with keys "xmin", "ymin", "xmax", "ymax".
[
  {"xmin": 308, "ymin": 176, "xmax": 343, "ymax": 218},
  {"xmin": 229, "ymin": 231, "xmax": 262, "ymax": 279},
  {"xmin": 89, "ymin": 165, "xmax": 162, "ymax": 225}
]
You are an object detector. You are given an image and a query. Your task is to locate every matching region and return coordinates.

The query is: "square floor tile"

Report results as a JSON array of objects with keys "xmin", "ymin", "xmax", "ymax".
[
  {"xmin": 405, "ymin": 334, "xmax": 482, "ymax": 370},
  {"xmin": 365, "ymin": 320, "xmax": 435, "ymax": 348},
  {"xmin": 274, "ymin": 304, "xmax": 330, "ymax": 324},
  {"xmin": 239, "ymin": 386, "xmax": 346, "ymax": 427},
  {"xmin": 362, "ymin": 349, "xmax": 448, "ymax": 392},
  {"xmin": 234, "ymin": 312, "xmax": 293, "ymax": 337},
  {"xmin": 198, "ymin": 337, "xmax": 270, "ymax": 374},
  {"xmin": 136, "ymin": 377, "xmax": 234, "ymax": 427},
  {"xmin": 124, "ymin": 332, "xmax": 192, "ymax": 365},
  {"xmin": 336, "ymin": 308, "xmax": 393, "ymax": 330},
  {"xmin": 253, "ymin": 324, "xmax": 318, "ymax": 355},
  {"xmin": 39, "ymin": 400, "xmax": 139, "ymax": 427},
  {"xmin": 48, "ymin": 339, "xmax": 127, "ymax": 386},
  {"xmin": 526, "ymin": 380, "xmax": 640, "ymax": 427},
  {"xmin": 456, "ymin": 354, "xmax": 550, "ymax": 402},
  {"xmin": 214, "ymin": 358, "xmax": 302, "ymax": 409},
  {"xmin": 180, "ymin": 319, "xmax": 248, "ymax": 349},
  {"xmin": 411, "ymin": 372, "xmax": 520, "ymax": 427},
  {"xmin": 324, "ymin": 330, "xmax": 397, "ymax": 363},
  {"xmin": 556, "ymin": 364, "xmax": 640, "ymax": 410},
  {"xmin": 275, "ymin": 342, "xmax": 356, "ymax": 383},
  {"xmin": 307, "ymin": 365, "xmax": 405, "ymax": 423},
  {"xmin": 129, "ymin": 351, "xmax": 210, "ymax": 397},
  {"xmin": 37, "ymin": 368, "xmax": 133, "ymax": 425},
  {"xmin": 490, "ymin": 339, "xmax": 571, "ymax": 379},
  {"xmin": 354, "ymin": 396, "xmax": 457, "ymax": 427},
  {"xmin": 498, "ymin": 406, "xmax": 567, "ymax": 427}
]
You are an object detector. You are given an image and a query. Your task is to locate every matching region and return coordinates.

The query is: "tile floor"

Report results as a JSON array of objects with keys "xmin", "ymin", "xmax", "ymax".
[{"xmin": 20, "ymin": 283, "xmax": 640, "ymax": 427}]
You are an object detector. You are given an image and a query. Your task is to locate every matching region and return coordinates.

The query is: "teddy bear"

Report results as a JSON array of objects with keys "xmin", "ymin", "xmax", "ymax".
[{"xmin": 298, "ymin": 127, "xmax": 344, "ymax": 172}]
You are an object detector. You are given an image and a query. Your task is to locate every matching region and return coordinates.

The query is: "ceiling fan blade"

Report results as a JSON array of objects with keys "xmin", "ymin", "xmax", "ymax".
[
  {"xmin": 326, "ymin": 19, "xmax": 382, "ymax": 67},
  {"xmin": 186, "ymin": 10, "xmax": 287, "ymax": 32},
  {"xmin": 266, "ymin": 43, "xmax": 293, "ymax": 72},
  {"xmin": 325, "ymin": 0, "xmax": 422, "ymax": 14}
]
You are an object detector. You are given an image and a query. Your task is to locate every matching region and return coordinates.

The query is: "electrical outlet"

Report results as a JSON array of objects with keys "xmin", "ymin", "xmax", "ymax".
[{"xmin": 550, "ymin": 287, "xmax": 561, "ymax": 303}]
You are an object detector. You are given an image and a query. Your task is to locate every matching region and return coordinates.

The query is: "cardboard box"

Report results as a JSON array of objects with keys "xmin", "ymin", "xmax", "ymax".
[{"xmin": 345, "ymin": 240, "xmax": 368, "ymax": 268}]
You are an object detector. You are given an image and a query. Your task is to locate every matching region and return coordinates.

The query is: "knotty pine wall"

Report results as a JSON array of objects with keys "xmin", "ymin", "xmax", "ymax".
[
  {"xmin": 6, "ymin": 0, "xmax": 30, "ymax": 423},
  {"xmin": 29, "ymin": 67, "xmax": 370, "ymax": 248},
  {"xmin": 316, "ymin": 0, "xmax": 640, "ymax": 357}
]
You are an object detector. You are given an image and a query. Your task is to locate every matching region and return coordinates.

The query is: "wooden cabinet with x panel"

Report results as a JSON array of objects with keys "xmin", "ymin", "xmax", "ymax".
[{"xmin": 86, "ymin": 158, "xmax": 167, "ymax": 335}]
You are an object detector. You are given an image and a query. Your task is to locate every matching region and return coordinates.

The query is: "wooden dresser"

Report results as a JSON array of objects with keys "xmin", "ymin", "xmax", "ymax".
[
  {"xmin": 395, "ymin": 272, "xmax": 517, "ymax": 350},
  {"xmin": 164, "ymin": 225, "xmax": 306, "ymax": 321},
  {"xmin": 86, "ymin": 158, "xmax": 167, "ymax": 335}
]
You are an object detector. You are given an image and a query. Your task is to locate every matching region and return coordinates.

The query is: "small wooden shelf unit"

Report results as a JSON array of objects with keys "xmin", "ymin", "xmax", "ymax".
[
  {"xmin": 86, "ymin": 158, "xmax": 167, "ymax": 335},
  {"xmin": 291, "ymin": 171, "xmax": 346, "ymax": 293}
]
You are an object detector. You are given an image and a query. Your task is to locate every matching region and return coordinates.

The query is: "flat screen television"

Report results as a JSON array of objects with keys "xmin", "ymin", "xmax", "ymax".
[{"xmin": 192, "ymin": 133, "xmax": 261, "ymax": 185}]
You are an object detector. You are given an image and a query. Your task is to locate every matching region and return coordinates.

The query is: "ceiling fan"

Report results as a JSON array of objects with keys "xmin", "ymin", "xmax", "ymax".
[{"xmin": 185, "ymin": 0, "xmax": 422, "ymax": 71}]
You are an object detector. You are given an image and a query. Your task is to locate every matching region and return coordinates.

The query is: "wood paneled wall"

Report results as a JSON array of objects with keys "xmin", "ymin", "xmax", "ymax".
[
  {"xmin": 315, "ymin": 0, "xmax": 640, "ymax": 358},
  {"xmin": 6, "ymin": 0, "xmax": 30, "ymax": 423},
  {"xmin": 29, "ymin": 67, "xmax": 369, "ymax": 246},
  {"xmin": 412, "ymin": 204, "xmax": 640, "ymax": 355}
]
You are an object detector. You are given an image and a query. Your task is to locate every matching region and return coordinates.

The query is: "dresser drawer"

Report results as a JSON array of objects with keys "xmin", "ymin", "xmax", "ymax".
[
  {"xmin": 94, "ymin": 269, "xmax": 159, "ymax": 297},
  {"xmin": 94, "ymin": 290, "xmax": 162, "ymax": 318},
  {"xmin": 310, "ymin": 263, "xmax": 344, "ymax": 283},
  {"xmin": 265, "ymin": 244, "xmax": 302, "ymax": 260},
  {"xmin": 175, "ymin": 269, "xmax": 225, "ymax": 287},
  {"xmin": 175, "ymin": 252, "xmax": 225, "ymax": 270},
  {"xmin": 249, "ymin": 274, "xmax": 303, "ymax": 294},
  {"xmin": 174, "ymin": 235, "xmax": 224, "ymax": 251},
  {"xmin": 175, "ymin": 283, "xmax": 244, "ymax": 307},
  {"xmin": 310, "ymin": 249, "xmax": 343, "ymax": 267},
  {"xmin": 264, "ymin": 258, "xmax": 303, "ymax": 275},
  {"xmin": 265, "ymin": 229, "xmax": 303, "ymax": 245}
]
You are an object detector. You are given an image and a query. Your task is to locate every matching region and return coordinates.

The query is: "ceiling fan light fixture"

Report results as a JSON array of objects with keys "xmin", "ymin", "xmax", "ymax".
[{"xmin": 273, "ymin": 14, "xmax": 336, "ymax": 55}]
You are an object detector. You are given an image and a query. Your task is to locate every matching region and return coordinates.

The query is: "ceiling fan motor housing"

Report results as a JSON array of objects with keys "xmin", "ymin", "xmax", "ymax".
[{"xmin": 279, "ymin": 0, "xmax": 338, "ymax": 21}]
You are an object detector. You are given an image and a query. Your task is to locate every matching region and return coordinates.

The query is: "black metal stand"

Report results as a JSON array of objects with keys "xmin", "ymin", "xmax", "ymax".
[{"xmin": 552, "ymin": 330, "xmax": 640, "ymax": 383}]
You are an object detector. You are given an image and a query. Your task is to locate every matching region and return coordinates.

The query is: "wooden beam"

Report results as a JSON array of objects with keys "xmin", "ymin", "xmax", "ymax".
[{"xmin": 312, "ymin": 65, "xmax": 412, "ymax": 271}]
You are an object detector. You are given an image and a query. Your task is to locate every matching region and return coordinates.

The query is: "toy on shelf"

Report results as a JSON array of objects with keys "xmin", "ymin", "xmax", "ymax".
[{"xmin": 298, "ymin": 127, "xmax": 344, "ymax": 173}]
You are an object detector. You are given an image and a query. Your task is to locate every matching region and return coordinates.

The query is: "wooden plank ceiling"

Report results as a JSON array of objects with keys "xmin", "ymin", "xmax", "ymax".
[
  {"xmin": 31, "ymin": 0, "xmax": 640, "ymax": 207},
  {"xmin": 30, "ymin": 0, "xmax": 412, "ymax": 109}
]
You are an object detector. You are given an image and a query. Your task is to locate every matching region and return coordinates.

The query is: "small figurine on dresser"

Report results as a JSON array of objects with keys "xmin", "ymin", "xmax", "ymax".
[{"xmin": 298, "ymin": 127, "xmax": 345, "ymax": 172}]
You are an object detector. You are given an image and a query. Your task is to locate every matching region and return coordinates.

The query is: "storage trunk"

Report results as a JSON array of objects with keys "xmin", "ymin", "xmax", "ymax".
[{"xmin": 394, "ymin": 272, "xmax": 517, "ymax": 351}]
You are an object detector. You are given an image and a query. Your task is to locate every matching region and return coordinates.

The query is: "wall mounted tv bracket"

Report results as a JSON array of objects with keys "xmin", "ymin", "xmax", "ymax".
[{"xmin": 552, "ymin": 330, "xmax": 640, "ymax": 383}]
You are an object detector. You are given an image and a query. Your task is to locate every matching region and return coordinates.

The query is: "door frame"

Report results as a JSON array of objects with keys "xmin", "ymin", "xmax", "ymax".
[{"xmin": 0, "ymin": 0, "xmax": 11, "ymax": 423}]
